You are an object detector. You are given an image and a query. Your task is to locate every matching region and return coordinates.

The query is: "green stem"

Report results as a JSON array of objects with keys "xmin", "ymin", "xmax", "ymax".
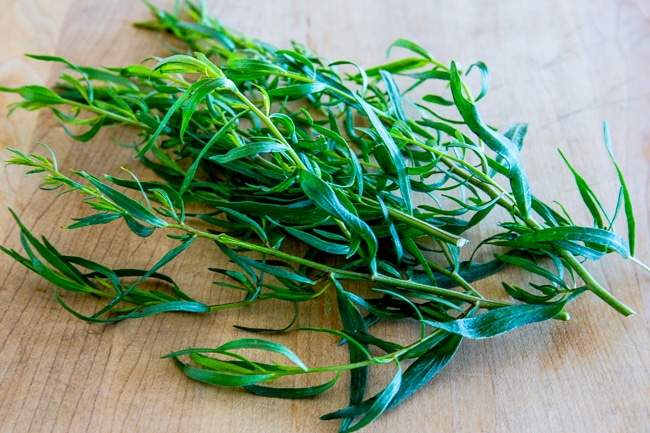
[
  {"xmin": 359, "ymin": 196, "xmax": 468, "ymax": 247},
  {"xmin": 386, "ymin": 204, "xmax": 468, "ymax": 248},
  {"xmin": 233, "ymin": 90, "xmax": 308, "ymax": 171},
  {"xmin": 67, "ymin": 100, "xmax": 140, "ymax": 126},
  {"xmin": 166, "ymin": 223, "xmax": 510, "ymax": 309},
  {"xmin": 559, "ymin": 249, "xmax": 636, "ymax": 316},
  {"xmin": 406, "ymin": 134, "xmax": 636, "ymax": 316},
  {"xmin": 183, "ymin": 328, "xmax": 451, "ymax": 379},
  {"xmin": 629, "ymin": 256, "xmax": 650, "ymax": 273}
]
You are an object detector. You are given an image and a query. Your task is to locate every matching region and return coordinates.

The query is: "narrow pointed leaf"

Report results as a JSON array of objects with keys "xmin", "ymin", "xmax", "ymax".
[
  {"xmin": 424, "ymin": 299, "xmax": 568, "ymax": 339},
  {"xmin": 450, "ymin": 61, "xmax": 530, "ymax": 219},
  {"xmin": 245, "ymin": 372, "xmax": 341, "ymax": 399},
  {"xmin": 603, "ymin": 121, "xmax": 636, "ymax": 256},
  {"xmin": 354, "ymin": 95, "xmax": 413, "ymax": 215},
  {"xmin": 517, "ymin": 226, "xmax": 630, "ymax": 259},
  {"xmin": 389, "ymin": 333, "xmax": 462, "ymax": 408},
  {"xmin": 217, "ymin": 338, "xmax": 308, "ymax": 371}
]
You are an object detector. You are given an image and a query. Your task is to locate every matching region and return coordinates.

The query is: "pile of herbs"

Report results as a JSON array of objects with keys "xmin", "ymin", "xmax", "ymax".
[{"xmin": 1, "ymin": 1, "xmax": 646, "ymax": 431}]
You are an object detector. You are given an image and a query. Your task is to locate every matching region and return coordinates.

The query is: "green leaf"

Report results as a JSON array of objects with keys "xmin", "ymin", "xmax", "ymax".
[
  {"xmin": 334, "ymin": 279, "xmax": 370, "ymax": 431},
  {"xmin": 387, "ymin": 38, "xmax": 434, "ymax": 61},
  {"xmin": 603, "ymin": 121, "xmax": 636, "ymax": 256},
  {"xmin": 217, "ymin": 338, "xmax": 308, "ymax": 371},
  {"xmin": 7, "ymin": 209, "xmax": 87, "ymax": 286},
  {"xmin": 217, "ymin": 207, "xmax": 269, "ymax": 244},
  {"xmin": 277, "ymin": 49, "xmax": 317, "ymax": 79},
  {"xmin": 300, "ymin": 170, "xmax": 378, "ymax": 272},
  {"xmin": 330, "ymin": 60, "xmax": 368, "ymax": 97},
  {"xmin": 558, "ymin": 150, "xmax": 607, "ymax": 229},
  {"xmin": 466, "ymin": 61, "xmax": 490, "ymax": 101},
  {"xmin": 210, "ymin": 142, "xmax": 289, "ymax": 164},
  {"xmin": 172, "ymin": 357, "xmax": 276, "ymax": 386},
  {"xmin": 285, "ymin": 227, "xmax": 350, "ymax": 255},
  {"xmin": 180, "ymin": 78, "xmax": 236, "ymax": 137},
  {"xmin": 390, "ymin": 333, "xmax": 461, "ymax": 407},
  {"xmin": 200, "ymin": 194, "xmax": 311, "ymax": 225},
  {"xmin": 176, "ymin": 21, "xmax": 236, "ymax": 51},
  {"xmin": 66, "ymin": 212, "xmax": 124, "ymax": 229},
  {"xmin": 424, "ymin": 299, "xmax": 569, "ymax": 339},
  {"xmin": 189, "ymin": 352, "xmax": 256, "ymax": 375},
  {"xmin": 267, "ymin": 82, "xmax": 327, "ymax": 98},
  {"xmin": 340, "ymin": 362, "xmax": 402, "ymax": 433},
  {"xmin": 137, "ymin": 77, "xmax": 235, "ymax": 157},
  {"xmin": 0, "ymin": 84, "xmax": 65, "ymax": 107},
  {"xmin": 91, "ymin": 235, "xmax": 197, "ymax": 318},
  {"xmin": 152, "ymin": 53, "xmax": 221, "ymax": 76},
  {"xmin": 365, "ymin": 58, "xmax": 429, "ymax": 77},
  {"xmin": 226, "ymin": 58, "xmax": 287, "ymax": 80},
  {"xmin": 495, "ymin": 253, "xmax": 568, "ymax": 289},
  {"xmin": 517, "ymin": 226, "xmax": 630, "ymax": 259},
  {"xmin": 128, "ymin": 301, "xmax": 211, "ymax": 318},
  {"xmin": 235, "ymin": 254, "xmax": 315, "ymax": 286},
  {"xmin": 309, "ymin": 121, "xmax": 364, "ymax": 198},
  {"xmin": 503, "ymin": 123, "xmax": 528, "ymax": 150},
  {"xmin": 123, "ymin": 214, "xmax": 156, "ymax": 237},
  {"xmin": 60, "ymin": 116, "xmax": 107, "ymax": 142},
  {"xmin": 503, "ymin": 283, "xmax": 557, "ymax": 304},
  {"xmin": 244, "ymin": 372, "xmax": 341, "ymax": 399},
  {"xmin": 422, "ymin": 94, "xmax": 455, "ymax": 106},
  {"xmin": 78, "ymin": 65, "xmax": 140, "ymax": 90},
  {"xmin": 354, "ymin": 95, "xmax": 413, "ymax": 215},
  {"xmin": 379, "ymin": 70, "xmax": 406, "ymax": 122},
  {"xmin": 450, "ymin": 61, "xmax": 531, "ymax": 219},
  {"xmin": 79, "ymin": 172, "xmax": 168, "ymax": 228}
]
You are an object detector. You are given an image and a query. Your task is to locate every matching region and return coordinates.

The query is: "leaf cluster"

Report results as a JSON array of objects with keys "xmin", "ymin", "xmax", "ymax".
[{"xmin": 1, "ymin": 1, "xmax": 646, "ymax": 431}]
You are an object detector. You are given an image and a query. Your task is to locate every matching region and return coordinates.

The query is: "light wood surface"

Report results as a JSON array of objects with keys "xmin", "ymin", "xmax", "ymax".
[{"xmin": 1, "ymin": 1, "xmax": 648, "ymax": 432}]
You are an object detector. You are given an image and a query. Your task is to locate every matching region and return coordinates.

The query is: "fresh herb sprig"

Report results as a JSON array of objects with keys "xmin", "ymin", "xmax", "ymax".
[{"xmin": 1, "ymin": 1, "xmax": 646, "ymax": 431}]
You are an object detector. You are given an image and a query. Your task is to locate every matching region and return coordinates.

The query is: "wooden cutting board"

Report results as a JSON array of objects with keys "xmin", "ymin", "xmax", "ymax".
[{"xmin": 0, "ymin": 1, "xmax": 648, "ymax": 432}]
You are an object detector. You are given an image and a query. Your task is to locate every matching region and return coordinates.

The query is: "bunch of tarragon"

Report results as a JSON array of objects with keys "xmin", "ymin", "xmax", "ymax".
[{"xmin": 1, "ymin": 1, "xmax": 646, "ymax": 431}]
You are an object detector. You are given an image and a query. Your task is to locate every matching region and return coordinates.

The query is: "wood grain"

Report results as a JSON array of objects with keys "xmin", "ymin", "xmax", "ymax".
[{"xmin": 0, "ymin": 1, "xmax": 648, "ymax": 432}]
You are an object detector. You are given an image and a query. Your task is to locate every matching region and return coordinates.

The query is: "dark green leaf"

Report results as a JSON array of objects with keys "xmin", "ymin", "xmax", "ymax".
[
  {"xmin": 66, "ymin": 212, "xmax": 124, "ymax": 229},
  {"xmin": 123, "ymin": 215, "xmax": 156, "ymax": 237},
  {"xmin": 245, "ymin": 373, "xmax": 341, "ymax": 399},
  {"xmin": 285, "ymin": 227, "xmax": 350, "ymax": 255},
  {"xmin": 180, "ymin": 78, "xmax": 236, "ymax": 137},
  {"xmin": 235, "ymin": 254, "xmax": 314, "ymax": 286},
  {"xmin": 334, "ymin": 279, "xmax": 370, "ymax": 430},
  {"xmin": 495, "ymin": 253, "xmax": 568, "ymax": 289},
  {"xmin": 389, "ymin": 333, "xmax": 461, "ymax": 408},
  {"xmin": 176, "ymin": 21, "xmax": 236, "ymax": 51},
  {"xmin": 128, "ymin": 301, "xmax": 211, "ymax": 318},
  {"xmin": 340, "ymin": 363, "xmax": 402, "ymax": 433}
]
